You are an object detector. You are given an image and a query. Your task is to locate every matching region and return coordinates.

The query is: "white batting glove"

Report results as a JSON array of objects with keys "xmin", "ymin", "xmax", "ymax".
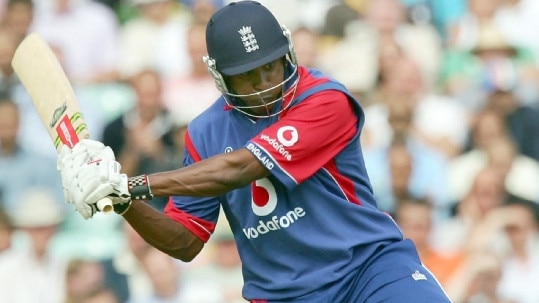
[
  {"xmin": 58, "ymin": 139, "xmax": 131, "ymax": 219},
  {"xmin": 57, "ymin": 139, "xmax": 110, "ymax": 169},
  {"xmin": 58, "ymin": 140, "xmax": 101, "ymax": 218}
]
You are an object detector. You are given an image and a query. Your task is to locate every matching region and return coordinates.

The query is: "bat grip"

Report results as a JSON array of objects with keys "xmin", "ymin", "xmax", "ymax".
[{"xmin": 96, "ymin": 197, "xmax": 114, "ymax": 214}]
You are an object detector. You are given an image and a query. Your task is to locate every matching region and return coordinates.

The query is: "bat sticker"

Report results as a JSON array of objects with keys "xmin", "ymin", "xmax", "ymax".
[
  {"xmin": 54, "ymin": 113, "xmax": 88, "ymax": 149},
  {"xmin": 50, "ymin": 102, "xmax": 68, "ymax": 128}
]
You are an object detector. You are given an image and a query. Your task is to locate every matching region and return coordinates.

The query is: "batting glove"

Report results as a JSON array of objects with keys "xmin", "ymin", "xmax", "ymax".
[
  {"xmin": 58, "ymin": 139, "xmax": 131, "ymax": 219},
  {"xmin": 58, "ymin": 140, "xmax": 98, "ymax": 218}
]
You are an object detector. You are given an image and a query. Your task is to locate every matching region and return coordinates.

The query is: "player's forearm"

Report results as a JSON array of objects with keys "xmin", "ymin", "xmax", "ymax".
[
  {"xmin": 148, "ymin": 148, "xmax": 270, "ymax": 197},
  {"xmin": 122, "ymin": 200, "xmax": 204, "ymax": 261}
]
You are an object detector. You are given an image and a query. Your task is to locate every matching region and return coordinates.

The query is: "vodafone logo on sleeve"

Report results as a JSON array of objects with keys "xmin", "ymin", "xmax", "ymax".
[
  {"xmin": 259, "ymin": 125, "xmax": 298, "ymax": 161},
  {"xmin": 276, "ymin": 125, "xmax": 298, "ymax": 147}
]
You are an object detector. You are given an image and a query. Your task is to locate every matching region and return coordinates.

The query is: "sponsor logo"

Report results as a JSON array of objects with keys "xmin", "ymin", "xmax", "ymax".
[
  {"xmin": 251, "ymin": 178, "xmax": 277, "ymax": 216},
  {"xmin": 260, "ymin": 134, "xmax": 292, "ymax": 161},
  {"xmin": 50, "ymin": 102, "xmax": 67, "ymax": 127},
  {"xmin": 242, "ymin": 207, "xmax": 306, "ymax": 239},
  {"xmin": 276, "ymin": 126, "xmax": 298, "ymax": 147},
  {"xmin": 53, "ymin": 111, "xmax": 87, "ymax": 149},
  {"xmin": 258, "ymin": 126, "xmax": 298, "ymax": 161},
  {"xmin": 59, "ymin": 119, "xmax": 75, "ymax": 147},
  {"xmin": 242, "ymin": 178, "xmax": 307, "ymax": 239},
  {"xmin": 412, "ymin": 270, "xmax": 427, "ymax": 281},
  {"xmin": 55, "ymin": 114, "xmax": 83, "ymax": 149},
  {"xmin": 86, "ymin": 159, "xmax": 103, "ymax": 165}
]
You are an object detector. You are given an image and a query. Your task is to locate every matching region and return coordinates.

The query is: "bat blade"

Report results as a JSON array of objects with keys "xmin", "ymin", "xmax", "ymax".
[
  {"xmin": 11, "ymin": 33, "xmax": 89, "ymax": 151},
  {"xmin": 12, "ymin": 33, "xmax": 112, "ymax": 214}
]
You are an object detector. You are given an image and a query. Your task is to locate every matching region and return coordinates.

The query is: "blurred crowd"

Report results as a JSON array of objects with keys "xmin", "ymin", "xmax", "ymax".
[{"xmin": 0, "ymin": 0, "xmax": 538, "ymax": 302}]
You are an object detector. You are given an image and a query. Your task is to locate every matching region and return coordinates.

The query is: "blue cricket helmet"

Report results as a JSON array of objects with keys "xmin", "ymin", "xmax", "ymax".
[{"xmin": 205, "ymin": 1, "xmax": 290, "ymax": 76}]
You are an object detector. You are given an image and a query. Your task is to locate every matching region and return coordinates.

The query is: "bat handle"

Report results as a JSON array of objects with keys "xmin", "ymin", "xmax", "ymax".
[{"xmin": 96, "ymin": 197, "xmax": 114, "ymax": 214}]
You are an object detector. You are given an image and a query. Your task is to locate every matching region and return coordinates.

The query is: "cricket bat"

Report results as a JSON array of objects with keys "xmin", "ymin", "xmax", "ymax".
[{"xmin": 11, "ymin": 33, "xmax": 113, "ymax": 214}]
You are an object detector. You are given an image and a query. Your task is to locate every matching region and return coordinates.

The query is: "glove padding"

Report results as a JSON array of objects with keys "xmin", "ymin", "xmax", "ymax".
[{"xmin": 58, "ymin": 139, "xmax": 131, "ymax": 219}]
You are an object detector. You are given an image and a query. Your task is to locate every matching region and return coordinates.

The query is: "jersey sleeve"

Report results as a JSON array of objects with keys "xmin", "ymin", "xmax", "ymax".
[
  {"xmin": 246, "ymin": 90, "xmax": 358, "ymax": 189},
  {"xmin": 163, "ymin": 129, "xmax": 221, "ymax": 243}
]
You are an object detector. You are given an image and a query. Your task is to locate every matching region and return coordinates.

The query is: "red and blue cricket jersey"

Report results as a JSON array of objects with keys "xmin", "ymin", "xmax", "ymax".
[{"xmin": 164, "ymin": 65, "xmax": 406, "ymax": 301}]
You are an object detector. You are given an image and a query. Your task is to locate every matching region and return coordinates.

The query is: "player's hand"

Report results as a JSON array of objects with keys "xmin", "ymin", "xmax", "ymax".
[
  {"xmin": 58, "ymin": 139, "xmax": 101, "ymax": 218},
  {"xmin": 58, "ymin": 139, "xmax": 131, "ymax": 219}
]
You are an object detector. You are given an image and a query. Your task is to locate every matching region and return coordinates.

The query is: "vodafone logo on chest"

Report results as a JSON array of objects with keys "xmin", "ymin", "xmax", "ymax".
[
  {"xmin": 242, "ymin": 177, "xmax": 306, "ymax": 239},
  {"xmin": 251, "ymin": 178, "xmax": 277, "ymax": 216}
]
